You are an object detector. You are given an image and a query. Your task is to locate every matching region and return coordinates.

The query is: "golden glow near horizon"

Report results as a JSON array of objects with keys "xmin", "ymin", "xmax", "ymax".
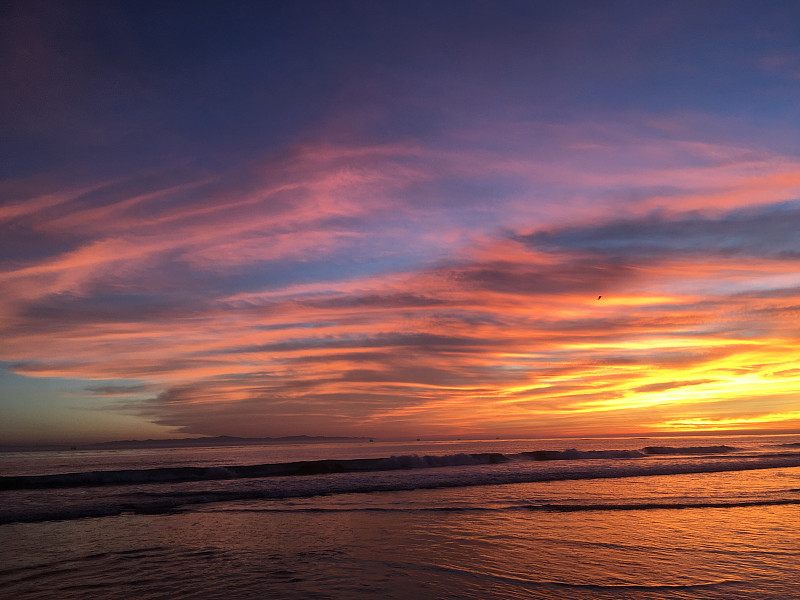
[{"xmin": 4, "ymin": 217, "xmax": 800, "ymax": 441}]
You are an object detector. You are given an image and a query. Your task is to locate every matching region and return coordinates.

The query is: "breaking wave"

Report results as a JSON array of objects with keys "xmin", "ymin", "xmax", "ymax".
[
  {"xmin": 0, "ymin": 445, "xmax": 743, "ymax": 491},
  {"xmin": 2, "ymin": 445, "xmax": 799, "ymax": 524},
  {"xmin": 0, "ymin": 453, "xmax": 508, "ymax": 490}
]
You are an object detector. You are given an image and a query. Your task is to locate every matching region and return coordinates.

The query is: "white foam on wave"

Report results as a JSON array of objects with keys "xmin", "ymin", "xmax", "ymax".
[
  {"xmin": 0, "ymin": 445, "xmax": 765, "ymax": 492},
  {"xmin": 515, "ymin": 449, "xmax": 646, "ymax": 461},
  {"xmin": 2, "ymin": 451, "xmax": 800, "ymax": 525}
]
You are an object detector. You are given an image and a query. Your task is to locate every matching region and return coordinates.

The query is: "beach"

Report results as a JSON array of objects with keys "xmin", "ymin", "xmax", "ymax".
[{"xmin": 2, "ymin": 435, "xmax": 800, "ymax": 599}]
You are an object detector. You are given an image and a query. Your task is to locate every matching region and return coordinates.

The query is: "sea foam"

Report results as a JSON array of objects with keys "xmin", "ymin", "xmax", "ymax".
[{"xmin": 0, "ymin": 445, "xmax": 768, "ymax": 491}]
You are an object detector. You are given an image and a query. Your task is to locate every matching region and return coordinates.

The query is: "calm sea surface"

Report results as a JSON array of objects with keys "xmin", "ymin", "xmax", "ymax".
[{"xmin": 2, "ymin": 434, "xmax": 800, "ymax": 599}]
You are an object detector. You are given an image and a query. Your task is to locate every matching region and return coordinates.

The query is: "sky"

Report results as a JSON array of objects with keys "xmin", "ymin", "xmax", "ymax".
[{"xmin": 2, "ymin": 0, "xmax": 800, "ymax": 445}]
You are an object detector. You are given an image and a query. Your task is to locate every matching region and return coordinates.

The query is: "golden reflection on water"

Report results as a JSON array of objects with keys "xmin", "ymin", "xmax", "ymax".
[{"xmin": 2, "ymin": 469, "xmax": 800, "ymax": 599}]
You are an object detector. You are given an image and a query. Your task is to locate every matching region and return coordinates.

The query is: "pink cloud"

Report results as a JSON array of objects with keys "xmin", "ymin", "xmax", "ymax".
[{"xmin": 5, "ymin": 124, "xmax": 800, "ymax": 438}]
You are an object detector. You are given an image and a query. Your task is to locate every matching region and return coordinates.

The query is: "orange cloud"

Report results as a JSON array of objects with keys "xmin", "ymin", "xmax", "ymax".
[{"xmin": 4, "ymin": 133, "xmax": 800, "ymax": 439}]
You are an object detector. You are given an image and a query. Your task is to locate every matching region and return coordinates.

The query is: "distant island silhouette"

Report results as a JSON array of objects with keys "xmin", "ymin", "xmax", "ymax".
[
  {"xmin": 3, "ymin": 435, "xmax": 372, "ymax": 452},
  {"xmin": 85, "ymin": 435, "xmax": 371, "ymax": 449}
]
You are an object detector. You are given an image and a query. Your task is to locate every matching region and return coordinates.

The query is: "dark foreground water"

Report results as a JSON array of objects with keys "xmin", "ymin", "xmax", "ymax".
[{"xmin": 2, "ymin": 435, "xmax": 800, "ymax": 599}]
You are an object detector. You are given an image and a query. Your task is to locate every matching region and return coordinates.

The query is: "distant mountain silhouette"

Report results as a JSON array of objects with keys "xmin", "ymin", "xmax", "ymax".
[
  {"xmin": 0, "ymin": 435, "xmax": 373, "ymax": 452},
  {"xmin": 80, "ymin": 435, "xmax": 370, "ymax": 449}
]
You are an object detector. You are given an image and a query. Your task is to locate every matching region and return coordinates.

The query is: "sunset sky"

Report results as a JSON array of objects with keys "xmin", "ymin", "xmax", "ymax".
[{"xmin": 3, "ymin": 1, "xmax": 800, "ymax": 445}]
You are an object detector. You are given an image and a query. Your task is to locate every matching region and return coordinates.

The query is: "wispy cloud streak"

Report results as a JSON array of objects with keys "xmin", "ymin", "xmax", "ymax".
[{"xmin": 3, "ymin": 128, "xmax": 800, "ymax": 439}]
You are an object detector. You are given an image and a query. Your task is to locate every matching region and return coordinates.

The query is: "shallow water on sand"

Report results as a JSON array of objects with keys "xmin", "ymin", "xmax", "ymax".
[
  {"xmin": 2, "ymin": 472, "xmax": 800, "ymax": 599},
  {"xmin": 2, "ymin": 436, "xmax": 800, "ymax": 598}
]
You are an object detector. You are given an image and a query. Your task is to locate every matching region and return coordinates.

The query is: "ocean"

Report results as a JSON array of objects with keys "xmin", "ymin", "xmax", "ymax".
[{"xmin": 2, "ymin": 434, "xmax": 800, "ymax": 599}]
